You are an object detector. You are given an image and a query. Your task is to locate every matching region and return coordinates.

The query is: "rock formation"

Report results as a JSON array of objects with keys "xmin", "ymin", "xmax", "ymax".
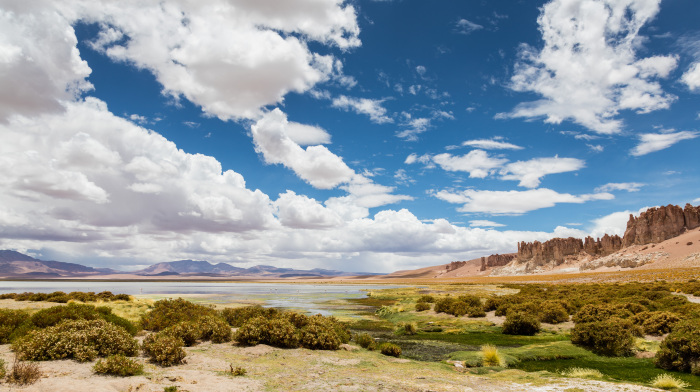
[
  {"xmin": 445, "ymin": 261, "xmax": 467, "ymax": 272},
  {"xmin": 583, "ymin": 234, "xmax": 623, "ymax": 257},
  {"xmin": 480, "ymin": 253, "xmax": 516, "ymax": 271},
  {"xmin": 622, "ymin": 204, "xmax": 700, "ymax": 247}
]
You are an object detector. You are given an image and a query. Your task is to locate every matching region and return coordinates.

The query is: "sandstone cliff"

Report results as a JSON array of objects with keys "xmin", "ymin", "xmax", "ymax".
[
  {"xmin": 480, "ymin": 253, "xmax": 516, "ymax": 271},
  {"xmin": 622, "ymin": 204, "xmax": 700, "ymax": 247},
  {"xmin": 515, "ymin": 203, "xmax": 699, "ymax": 270}
]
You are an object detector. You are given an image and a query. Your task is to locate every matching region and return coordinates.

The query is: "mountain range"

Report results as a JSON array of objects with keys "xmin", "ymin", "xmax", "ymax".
[{"xmin": 0, "ymin": 250, "xmax": 375, "ymax": 279}]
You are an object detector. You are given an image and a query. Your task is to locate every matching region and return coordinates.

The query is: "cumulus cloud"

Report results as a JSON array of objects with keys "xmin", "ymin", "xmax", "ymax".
[
  {"xmin": 432, "ymin": 150, "xmax": 508, "ymax": 178},
  {"xmin": 331, "ymin": 95, "xmax": 393, "ymax": 124},
  {"xmin": 499, "ymin": 156, "xmax": 586, "ymax": 188},
  {"xmin": 681, "ymin": 62, "xmax": 700, "ymax": 91},
  {"xmin": 501, "ymin": 0, "xmax": 677, "ymax": 134},
  {"xmin": 283, "ymin": 122, "xmax": 332, "ymax": 146},
  {"xmin": 595, "ymin": 182, "xmax": 645, "ymax": 192},
  {"xmin": 462, "ymin": 138, "xmax": 523, "ymax": 150},
  {"xmin": 274, "ymin": 191, "xmax": 343, "ymax": 229},
  {"xmin": 396, "ymin": 117, "xmax": 431, "ymax": 141},
  {"xmin": 631, "ymin": 130, "xmax": 699, "ymax": 156},
  {"xmin": 251, "ymin": 109, "xmax": 355, "ymax": 189},
  {"xmin": 433, "ymin": 188, "xmax": 613, "ymax": 215}
]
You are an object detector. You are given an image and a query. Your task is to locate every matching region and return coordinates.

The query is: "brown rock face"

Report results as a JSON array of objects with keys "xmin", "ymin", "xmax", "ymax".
[
  {"xmin": 622, "ymin": 204, "xmax": 700, "ymax": 247},
  {"xmin": 446, "ymin": 261, "xmax": 467, "ymax": 272},
  {"xmin": 480, "ymin": 253, "xmax": 516, "ymax": 271},
  {"xmin": 583, "ymin": 234, "xmax": 623, "ymax": 257},
  {"xmin": 517, "ymin": 235, "xmax": 623, "ymax": 267}
]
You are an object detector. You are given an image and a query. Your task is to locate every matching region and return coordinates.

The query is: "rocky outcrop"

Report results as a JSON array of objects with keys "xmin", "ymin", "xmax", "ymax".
[
  {"xmin": 446, "ymin": 261, "xmax": 467, "ymax": 272},
  {"xmin": 480, "ymin": 253, "xmax": 516, "ymax": 271},
  {"xmin": 622, "ymin": 204, "xmax": 700, "ymax": 247},
  {"xmin": 517, "ymin": 235, "xmax": 624, "ymax": 267},
  {"xmin": 583, "ymin": 234, "xmax": 623, "ymax": 257}
]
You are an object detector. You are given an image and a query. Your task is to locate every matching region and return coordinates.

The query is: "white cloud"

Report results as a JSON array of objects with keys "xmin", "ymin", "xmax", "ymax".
[
  {"xmin": 631, "ymin": 130, "xmax": 699, "ymax": 156},
  {"xmin": 274, "ymin": 191, "xmax": 342, "ymax": 229},
  {"xmin": 681, "ymin": 62, "xmax": 700, "ymax": 91},
  {"xmin": 415, "ymin": 65, "xmax": 427, "ymax": 75},
  {"xmin": 587, "ymin": 144, "xmax": 604, "ymax": 152},
  {"xmin": 283, "ymin": 122, "xmax": 332, "ymax": 146},
  {"xmin": 396, "ymin": 117, "xmax": 431, "ymax": 141},
  {"xmin": 502, "ymin": 0, "xmax": 677, "ymax": 134},
  {"xmin": 462, "ymin": 138, "xmax": 523, "ymax": 150},
  {"xmin": 499, "ymin": 156, "xmax": 586, "ymax": 188},
  {"xmin": 432, "ymin": 150, "xmax": 508, "ymax": 178},
  {"xmin": 251, "ymin": 109, "xmax": 355, "ymax": 189},
  {"xmin": 404, "ymin": 153, "xmax": 432, "ymax": 165},
  {"xmin": 588, "ymin": 206, "xmax": 650, "ymax": 238},
  {"xmin": 470, "ymin": 220, "xmax": 505, "ymax": 228},
  {"xmin": 595, "ymin": 182, "xmax": 645, "ymax": 193},
  {"xmin": 434, "ymin": 188, "xmax": 613, "ymax": 215},
  {"xmin": 331, "ymin": 95, "xmax": 393, "ymax": 124},
  {"xmin": 455, "ymin": 19, "xmax": 483, "ymax": 35}
]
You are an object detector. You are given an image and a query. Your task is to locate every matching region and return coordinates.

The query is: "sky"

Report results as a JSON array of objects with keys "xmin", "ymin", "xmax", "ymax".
[{"xmin": 0, "ymin": 0, "xmax": 699, "ymax": 273}]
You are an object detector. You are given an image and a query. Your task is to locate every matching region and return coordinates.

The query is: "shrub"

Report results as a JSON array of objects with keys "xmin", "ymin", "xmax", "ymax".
[
  {"xmin": 163, "ymin": 322, "xmax": 201, "ymax": 346},
  {"xmin": 0, "ymin": 309, "xmax": 29, "ymax": 343},
  {"xmin": 0, "ymin": 358, "xmax": 5, "ymax": 379},
  {"xmin": 467, "ymin": 306, "xmax": 486, "ymax": 318},
  {"xmin": 299, "ymin": 321, "xmax": 340, "ymax": 350},
  {"xmin": 539, "ymin": 302, "xmax": 569, "ymax": 324},
  {"xmin": 235, "ymin": 316, "xmax": 298, "ymax": 348},
  {"xmin": 572, "ymin": 304, "xmax": 632, "ymax": 324},
  {"xmin": 229, "ymin": 364, "xmax": 246, "ymax": 376},
  {"xmin": 221, "ymin": 305, "xmax": 278, "ymax": 327},
  {"xmin": 570, "ymin": 317, "xmax": 635, "ymax": 357},
  {"xmin": 502, "ymin": 313, "xmax": 540, "ymax": 336},
  {"xmin": 141, "ymin": 298, "xmax": 218, "ymax": 331},
  {"xmin": 142, "ymin": 333, "xmax": 186, "ymax": 367},
  {"xmin": 395, "ymin": 322, "xmax": 417, "ymax": 336},
  {"xmin": 354, "ymin": 333, "xmax": 376, "ymax": 350},
  {"xmin": 6, "ymin": 358, "xmax": 41, "ymax": 385},
  {"xmin": 415, "ymin": 302, "xmax": 431, "ymax": 312},
  {"xmin": 631, "ymin": 311, "xmax": 681, "ymax": 336},
  {"xmin": 655, "ymin": 319, "xmax": 700, "ymax": 375},
  {"xmin": 379, "ymin": 343, "xmax": 401, "ymax": 357},
  {"xmin": 481, "ymin": 344, "xmax": 505, "ymax": 367},
  {"xmin": 93, "ymin": 354, "xmax": 143, "ymax": 376},
  {"xmin": 484, "ymin": 296, "xmax": 504, "ymax": 312},
  {"xmin": 434, "ymin": 295, "xmax": 484, "ymax": 317},
  {"xmin": 199, "ymin": 316, "xmax": 233, "ymax": 343},
  {"xmin": 12, "ymin": 319, "xmax": 139, "ymax": 362},
  {"xmin": 417, "ymin": 295, "xmax": 435, "ymax": 303},
  {"xmin": 650, "ymin": 373, "xmax": 689, "ymax": 390}
]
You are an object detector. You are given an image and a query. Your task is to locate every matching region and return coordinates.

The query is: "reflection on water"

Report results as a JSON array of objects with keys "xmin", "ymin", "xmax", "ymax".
[{"xmin": 0, "ymin": 281, "xmax": 400, "ymax": 316}]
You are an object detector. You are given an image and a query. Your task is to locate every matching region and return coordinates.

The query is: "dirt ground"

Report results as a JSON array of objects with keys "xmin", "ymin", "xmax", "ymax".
[{"xmin": 0, "ymin": 339, "xmax": 668, "ymax": 392}]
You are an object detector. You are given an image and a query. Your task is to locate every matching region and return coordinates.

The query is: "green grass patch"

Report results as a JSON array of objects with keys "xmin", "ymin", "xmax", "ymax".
[{"xmin": 407, "ymin": 329, "xmax": 568, "ymax": 348}]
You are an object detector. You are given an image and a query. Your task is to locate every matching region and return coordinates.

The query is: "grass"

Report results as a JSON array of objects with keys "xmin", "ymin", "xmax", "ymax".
[
  {"xmin": 652, "ymin": 373, "xmax": 690, "ymax": 390},
  {"xmin": 562, "ymin": 367, "xmax": 604, "ymax": 379},
  {"xmin": 481, "ymin": 344, "xmax": 505, "ymax": 367}
]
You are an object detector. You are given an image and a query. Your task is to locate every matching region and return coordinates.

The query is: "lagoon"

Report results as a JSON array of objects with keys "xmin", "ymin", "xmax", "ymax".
[{"xmin": 0, "ymin": 281, "xmax": 401, "ymax": 316}]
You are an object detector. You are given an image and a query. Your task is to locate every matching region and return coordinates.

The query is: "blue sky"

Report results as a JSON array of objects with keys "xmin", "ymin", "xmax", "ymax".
[{"xmin": 0, "ymin": 0, "xmax": 698, "ymax": 272}]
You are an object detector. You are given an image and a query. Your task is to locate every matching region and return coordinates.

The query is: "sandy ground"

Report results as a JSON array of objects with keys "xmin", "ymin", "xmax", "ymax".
[{"xmin": 0, "ymin": 340, "xmax": 668, "ymax": 392}]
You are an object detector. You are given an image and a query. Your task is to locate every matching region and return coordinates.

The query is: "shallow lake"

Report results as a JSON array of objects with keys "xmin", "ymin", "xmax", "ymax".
[{"xmin": 0, "ymin": 281, "xmax": 401, "ymax": 316}]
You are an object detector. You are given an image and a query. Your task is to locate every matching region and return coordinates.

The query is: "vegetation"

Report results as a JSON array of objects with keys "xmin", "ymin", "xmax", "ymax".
[
  {"xmin": 6, "ymin": 357, "xmax": 41, "ymax": 385},
  {"xmin": 93, "ymin": 354, "xmax": 143, "ymax": 376},
  {"xmin": 379, "ymin": 342, "xmax": 401, "ymax": 357},
  {"xmin": 354, "ymin": 333, "xmax": 376, "ymax": 350},
  {"xmin": 12, "ymin": 319, "xmax": 138, "ymax": 362},
  {"xmin": 434, "ymin": 295, "xmax": 484, "ymax": 317},
  {"xmin": 651, "ymin": 373, "xmax": 690, "ymax": 390},
  {"xmin": 142, "ymin": 333, "xmax": 187, "ymax": 366},
  {"xmin": 229, "ymin": 364, "xmax": 246, "ymax": 376},
  {"xmin": 0, "ymin": 291, "xmax": 131, "ymax": 303},
  {"xmin": 481, "ymin": 344, "xmax": 505, "ymax": 367},
  {"xmin": 570, "ymin": 318, "xmax": 636, "ymax": 357},
  {"xmin": 141, "ymin": 298, "xmax": 219, "ymax": 331},
  {"xmin": 562, "ymin": 367, "xmax": 603, "ymax": 379},
  {"xmin": 502, "ymin": 312, "xmax": 540, "ymax": 336},
  {"xmin": 0, "ymin": 309, "xmax": 29, "ymax": 343},
  {"xmin": 655, "ymin": 319, "xmax": 700, "ymax": 375}
]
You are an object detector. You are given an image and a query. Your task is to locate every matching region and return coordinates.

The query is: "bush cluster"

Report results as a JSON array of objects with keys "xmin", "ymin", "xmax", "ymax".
[
  {"xmin": 655, "ymin": 319, "xmax": 700, "ymax": 375},
  {"xmin": 434, "ymin": 295, "xmax": 484, "ymax": 317},
  {"xmin": 140, "ymin": 298, "xmax": 219, "ymax": 331},
  {"xmin": 502, "ymin": 312, "xmax": 540, "ymax": 336},
  {"xmin": 221, "ymin": 305, "xmax": 279, "ymax": 327},
  {"xmin": 379, "ymin": 342, "xmax": 401, "ymax": 357},
  {"xmin": 12, "ymin": 319, "xmax": 138, "ymax": 362},
  {"xmin": 93, "ymin": 354, "xmax": 143, "ymax": 376},
  {"xmin": 417, "ymin": 295, "xmax": 435, "ymax": 303},
  {"xmin": 0, "ymin": 309, "xmax": 29, "ymax": 344},
  {"xmin": 142, "ymin": 333, "xmax": 187, "ymax": 367},
  {"xmin": 0, "ymin": 291, "xmax": 130, "ymax": 303},
  {"xmin": 5, "ymin": 303, "xmax": 138, "ymax": 342},
  {"xmin": 394, "ymin": 322, "xmax": 417, "ymax": 336},
  {"xmin": 414, "ymin": 302, "xmax": 431, "ymax": 312},
  {"xmin": 570, "ymin": 317, "xmax": 635, "ymax": 357},
  {"xmin": 354, "ymin": 333, "xmax": 376, "ymax": 350},
  {"xmin": 631, "ymin": 311, "xmax": 681, "ymax": 336},
  {"xmin": 233, "ymin": 308, "xmax": 349, "ymax": 351}
]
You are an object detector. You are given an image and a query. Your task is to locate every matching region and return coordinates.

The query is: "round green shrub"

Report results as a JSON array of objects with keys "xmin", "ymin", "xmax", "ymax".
[
  {"xmin": 93, "ymin": 354, "xmax": 143, "ymax": 376},
  {"xmin": 433, "ymin": 297, "xmax": 455, "ymax": 314},
  {"xmin": 655, "ymin": 319, "xmax": 700, "ymax": 375},
  {"xmin": 572, "ymin": 304, "xmax": 632, "ymax": 324},
  {"xmin": 299, "ymin": 322, "xmax": 340, "ymax": 350},
  {"xmin": 379, "ymin": 342, "xmax": 401, "ymax": 357},
  {"xmin": 417, "ymin": 295, "xmax": 435, "ymax": 303},
  {"xmin": 12, "ymin": 319, "xmax": 138, "ymax": 362},
  {"xmin": 266, "ymin": 317, "xmax": 300, "ymax": 348},
  {"xmin": 221, "ymin": 305, "xmax": 278, "ymax": 327},
  {"xmin": 163, "ymin": 322, "xmax": 201, "ymax": 346},
  {"xmin": 502, "ymin": 312, "xmax": 540, "ymax": 336},
  {"xmin": 539, "ymin": 302, "xmax": 569, "ymax": 324},
  {"xmin": 415, "ymin": 302, "xmax": 431, "ymax": 312},
  {"xmin": 0, "ymin": 309, "xmax": 29, "ymax": 344},
  {"xmin": 354, "ymin": 333, "xmax": 376, "ymax": 350},
  {"xmin": 484, "ymin": 296, "xmax": 504, "ymax": 312},
  {"xmin": 467, "ymin": 306, "xmax": 486, "ymax": 318},
  {"xmin": 141, "ymin": 298, "xmax": 218, "ymax": 331},
  {"xmin": 570, "ymin": 317, "xmax": 635, "ymax": 357},
  {"xmin": 142, "ymin": 333, "xmax": 186, "ymax": 367},
  {"xmin": 631, "ymin": 311, "xmax": 681, "ymax": 336}
]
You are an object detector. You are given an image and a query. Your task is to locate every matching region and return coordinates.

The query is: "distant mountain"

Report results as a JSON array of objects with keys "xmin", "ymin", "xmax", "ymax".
[
  {"xmin": 132, "ymin": 259, "xmax": 363, "ymax": 278},
  {"xmin": 0, "ymin": 250, "xmax": 110, "ymax": 277}
]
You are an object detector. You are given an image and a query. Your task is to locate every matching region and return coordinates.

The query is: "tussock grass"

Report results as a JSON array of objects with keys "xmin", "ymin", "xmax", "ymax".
[
  {"xmin": 481, "ymin": 344, "xmax": 505, "ymax": 367},
  {"xmin": 651, "ymin": 373, "xmax": 689, "ymax": 390},
  {"xmin": 562, "ymin": 367, "xmax": 603, "ymax": 378}
]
